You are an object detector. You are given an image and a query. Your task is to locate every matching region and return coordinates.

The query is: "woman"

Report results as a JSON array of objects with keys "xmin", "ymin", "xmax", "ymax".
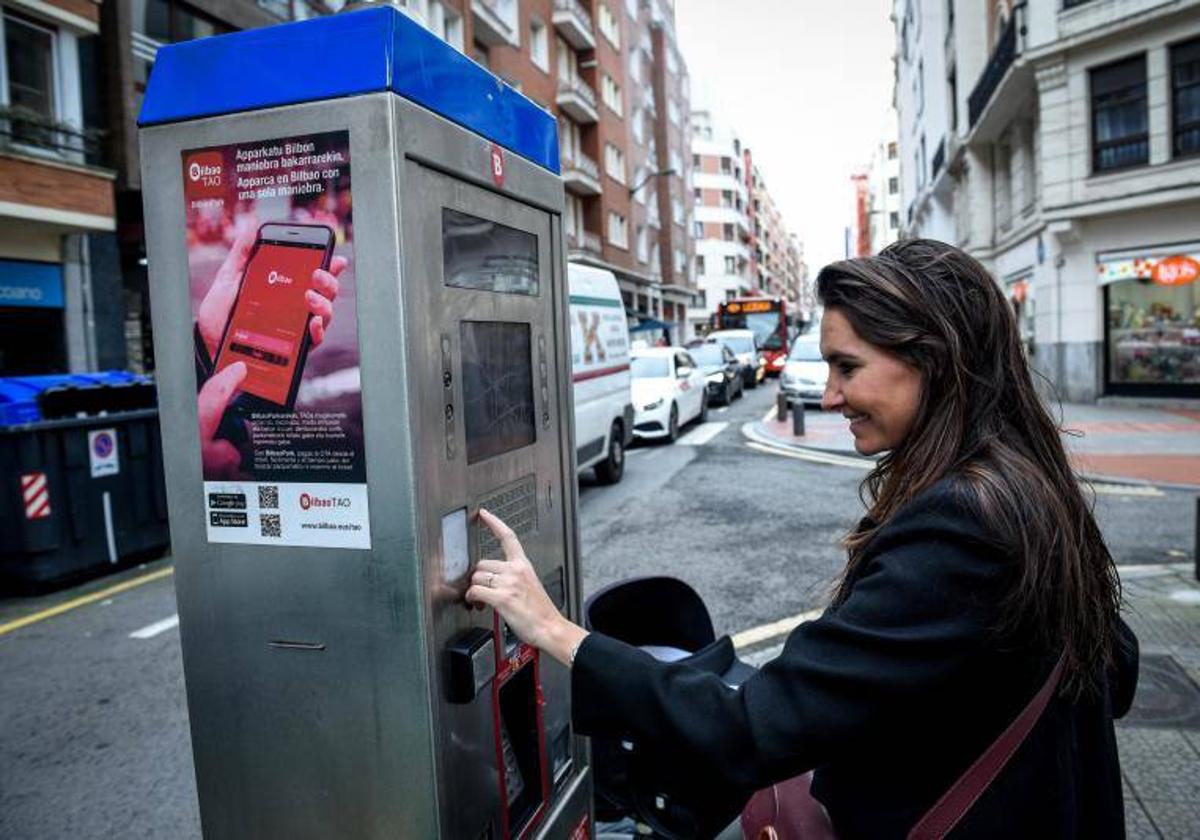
[{"xmin": 468, "ymin": 239, "xmax": 1138, "ymax": 838}]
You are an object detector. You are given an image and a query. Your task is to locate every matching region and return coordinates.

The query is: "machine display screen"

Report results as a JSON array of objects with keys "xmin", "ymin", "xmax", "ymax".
[
  {"xmin": 460, "ymin": 321, "xmax": 536, "ymax": 463},
  {"xmin": 442, "ymin": 208, "xmax": 539, "ymax": 296}
]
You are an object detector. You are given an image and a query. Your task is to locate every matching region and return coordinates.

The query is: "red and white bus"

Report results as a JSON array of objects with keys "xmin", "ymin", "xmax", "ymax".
[{"xmin": 715, "ymin": 297, "xmax": 792, "ymax": 376}]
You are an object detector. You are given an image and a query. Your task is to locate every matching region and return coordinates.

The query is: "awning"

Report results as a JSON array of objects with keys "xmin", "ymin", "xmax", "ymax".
[{"xmin": 629, "ymin": 318, "xmax": 671, "ymax": 333}]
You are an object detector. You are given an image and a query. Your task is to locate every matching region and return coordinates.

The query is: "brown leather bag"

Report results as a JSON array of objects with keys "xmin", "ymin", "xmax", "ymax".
[{"xmin": 740, "ymin": 654, "xmax": 1066, "ymax": 840}]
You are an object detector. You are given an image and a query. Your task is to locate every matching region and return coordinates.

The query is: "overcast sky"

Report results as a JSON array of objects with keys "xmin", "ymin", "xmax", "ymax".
[{"xmin": 675, "ymin": 0, "xmax": 896, "ymax": 276}]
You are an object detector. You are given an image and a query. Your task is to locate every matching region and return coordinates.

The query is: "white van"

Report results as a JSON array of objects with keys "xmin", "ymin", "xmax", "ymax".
[{"xmin": 569, "ymin": 264, "xmax": 633, "ymax": 484}]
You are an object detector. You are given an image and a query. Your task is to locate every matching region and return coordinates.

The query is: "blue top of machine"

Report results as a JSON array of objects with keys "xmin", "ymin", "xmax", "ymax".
[{"xmin": 138, "ymin": 5, "xmax": 560, "ymax": 174}]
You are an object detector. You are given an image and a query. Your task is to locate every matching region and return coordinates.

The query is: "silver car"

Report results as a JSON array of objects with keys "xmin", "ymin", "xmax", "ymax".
[{"xmin": 779, "ymin": 339, "xmax": 828, "ymax": 405}]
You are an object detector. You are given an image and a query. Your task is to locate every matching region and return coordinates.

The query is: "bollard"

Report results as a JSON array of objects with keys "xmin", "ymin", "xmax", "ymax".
[
  {"xmin": 776, "ymin": 392, "xmax": 789, "ymax": 422},
  {"xmin": 792, "ymin": 402, "xmax": 805, "ymax": 437}
]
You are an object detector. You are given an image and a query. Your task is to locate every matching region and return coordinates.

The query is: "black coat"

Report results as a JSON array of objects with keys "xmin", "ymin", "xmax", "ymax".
[{"xmin": 571, "ymin": 480, "xmax": 1139, "ymax": 838}]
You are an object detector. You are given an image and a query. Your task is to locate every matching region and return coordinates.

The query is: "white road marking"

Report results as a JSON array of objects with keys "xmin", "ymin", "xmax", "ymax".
[
  {"xmin": 129, "ymin": 614, "xmax": 179, "ymax": 639},
  {"xmin": 1168, "ymin": 589, "xmax": 1200, "ymax": 605},
  {"xmin": 677, "ymin": 422, "xmax": 729, "ymax": 446},
  {"xmin": 762, "ymin": 405, "xmax": 777, "ymax": 423},
  {"xmin": 732, "ymin": 607, "xmax": 825, "ymax": 651},
  {"xmin": 746, "ymin": 440, "xmax": 873, "ymax": 470},
  {"xmin": 1088, "ymin": 482, "xmax": 1164, "ymax": 498}
]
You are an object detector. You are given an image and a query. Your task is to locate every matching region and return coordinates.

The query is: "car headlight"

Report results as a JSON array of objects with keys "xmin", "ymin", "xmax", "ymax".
[
  {"xmin": 758, "ymin": 356, "xmax": 767, "ymax": 366},
  {"xmin": 705, "ymin": 373, "xmax": 724, "ymax": 385},
  {"xmin": 643, "ymin": 397, "xmax": 664, "ymax": 410}
]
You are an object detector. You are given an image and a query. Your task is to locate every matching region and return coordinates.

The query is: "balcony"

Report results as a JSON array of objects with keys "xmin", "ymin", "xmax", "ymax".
[
  {"xmin": 557, "ymin": 75, "xmax": 599, "ymax": 124},
  {"xmin": 472, "ymin": 0, "xmax": 519, "ymax": 48},
  {"xmin": 568, "ymin": 230, "xmax": 603, "ymax": 255},
  {"xmin": 552, "ymin": 0, "xmax": 595, "ymax": 51},
  {"xmin": 968, "ymin": 14, "xmax": 1018, "ymax": 128},
  {"xmin": 561, "ymin": 149, "xmax": 601, "ymax": 195}
]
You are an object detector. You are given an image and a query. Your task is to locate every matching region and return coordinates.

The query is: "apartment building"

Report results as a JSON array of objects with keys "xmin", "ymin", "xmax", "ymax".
[
  {"xmin": 474, "ymin": 0, "xmax": 697, "ymax": 342},
  {"xmin": 866, "ymin": 114, "xmax": 902, "ymax": 254},
  {"xmin": 0, "ymin": 0, "xmax": 116, "ymax": 376},
  {"xmin": 897, "ymin": 0, "xmax": 1200, "ymax": 402},
  {"xmin": 689, "ymin": 107, "xmax": 804, "ymax": 335},
  {"xmin": 689, "ymin": 106, "xmax": 751, "ymax": 334},
  {"xmin": 746, "ymin": 154, "xmax": 801, "ymax": 302}
]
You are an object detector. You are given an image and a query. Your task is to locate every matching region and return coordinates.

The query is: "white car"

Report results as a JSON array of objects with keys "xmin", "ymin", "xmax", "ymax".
[
  {"xmin": 630, "ymin": 347, "xmax": 708, "ymax": 442},
  {"xmin": 779, "ymin": 339, "xmax": 829, "ymax": 406}
]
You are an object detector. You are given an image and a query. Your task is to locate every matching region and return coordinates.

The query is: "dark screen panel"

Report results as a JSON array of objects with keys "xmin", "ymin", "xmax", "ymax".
[
  {"xmin": 442, "ymin": 208, "xmax": 539, "ymax": 296},
  {"xmin": 460, "ymin": 321, "xmax": 536, "ymax": 464}
]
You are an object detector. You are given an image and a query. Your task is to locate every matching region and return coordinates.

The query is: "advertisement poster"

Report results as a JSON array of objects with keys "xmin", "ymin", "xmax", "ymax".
[{"xmin": 182, "ymin": 130, "xmax": 370, "ymax": 549}]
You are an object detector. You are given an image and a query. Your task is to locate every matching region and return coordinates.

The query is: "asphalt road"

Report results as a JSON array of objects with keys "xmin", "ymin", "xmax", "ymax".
[{"xmin": 1, "ymin": 383, "xmax": 1195, "ymax": 839}]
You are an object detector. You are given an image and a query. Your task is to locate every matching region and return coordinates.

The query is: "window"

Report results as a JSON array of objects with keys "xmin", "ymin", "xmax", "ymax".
[
  {"xmin": 720, "ymin": 189, "xmax": 733, "ymax": 207},
  {"xmin": 692, "ymin": 153, "xmax": 701, "ymax": 166},
  {"xmin": 602, "ymin": 73, "xmax": 623, "ymax": 115},
  {"xmin": 1172, "ymin": 38, "xmax": 1200, "ymax": 158},
  {"xmin": 428, "ymin": 3, "xmax": 464, "ymax": 51},
  {"xmin": 720, "ymin": 156, "xmax": 731, "ymax": 174},
  {"xmin": 628, "ymin": 47, "xmax": 641, "ymax": 83},
  {"xmin": 635, "ymin": 224, "xmax": 648, "ymax": 263},
  {"xmin": 1091, "ymin": 55, "xmax": 1148, "ymax": 172},
  {"xmin": 693, "ymin": 187, "xmax": 702, "ymax": 204},
  {"xmin": 695, "ymin": 255, "xmax": 706, "ymax": 275},
  {"xmin": 889, "ymin": 211, "xmax": 900, "ymax": 230},
  {"xmin": 672, "ymin": 197, "xmax": 684, "ymax": 225},
  {"xmin": 724, "ymin": 256, "xmax": 736, "ymax": 273},
  {"xmin": 722, "ymin": 223, "xmax": 734, "ymax": 241},
  {"xmin": 917, "ymin": 59, "xmax": 925, "ymax": 115},
  {"xmin": 888, "ymin": 176, "xmax": 899, "ymax": 194},
  {"xmin": 608, "ymin": 211, "xmax": 628, "ymax": 248},
  {"xmin": 598, "ymin": 3, "xmax": 620, "ymax": 49},
  {"xmin": 529, "ymin": 18, "xmax": 548, "ymax": 72},
  {"xmin": 3, "ymin": 13, "xmax": 57, "ymax": 147},
  {"xmin": 887, "ymin": 141, "xmax": 898, "ymax": 160},
  {"xmin": 668, "ymin": 99, "xmax": 680, "ymax": 126},
  {"xmin": 674, "ymin": 248, "xmax": 686, "ymax": 273},
  {"xmin": 693, "ymin": 221, "xmax": 703, "ymax": 237},
  {"xmin": 604, "ymin": 143, "xmax": 626, "ymax": 183},
  {"xmin": 631, "ymin": 107, "xmax": 645, "ymax": 143}
]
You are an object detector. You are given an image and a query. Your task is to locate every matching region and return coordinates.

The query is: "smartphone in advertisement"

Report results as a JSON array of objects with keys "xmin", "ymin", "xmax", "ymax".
[{"xmin": 212, "ymin": 223, "xmax": 334, "ymax": 411}]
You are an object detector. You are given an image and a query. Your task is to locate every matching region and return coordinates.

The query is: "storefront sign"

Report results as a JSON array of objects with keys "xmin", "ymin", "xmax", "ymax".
[
  {"xmin": 0, "ymin": 261, "xmax": 64, "ymax": 309},
  {"xmin": 1151, "ymin": 255, "xmax": 1200, "ymax": 287},
  {"xmin": 1096, "ymin": 245, "xmax": 1200, "ymax": 286}
]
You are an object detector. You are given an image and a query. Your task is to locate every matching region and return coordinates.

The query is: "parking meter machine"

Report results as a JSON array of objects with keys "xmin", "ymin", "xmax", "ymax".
[{"xmin": 138, "ymin": 8, "xmax": 589, "ymax": 839}]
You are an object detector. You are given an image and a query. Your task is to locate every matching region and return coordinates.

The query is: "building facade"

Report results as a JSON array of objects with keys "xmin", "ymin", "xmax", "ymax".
[
  {"xmin": 0, "ymin": 0, "xmax": 116, "ymax": 376},
  {"xmin": 476, "ymin": 0, "xmax": 697, "ymax": 342},
  {"xmin": 689, "ymin": 107, "xmax": 804, "ymax": 335},
  {"xmin": 896, "ymin": 0, "xmax": 1200, "ymax": 402},
  {"xmin": 866, "ymin": 114, "xmax": 902, "ymax": 254}
]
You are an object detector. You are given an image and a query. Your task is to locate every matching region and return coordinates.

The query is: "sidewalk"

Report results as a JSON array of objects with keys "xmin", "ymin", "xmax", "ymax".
[
  {"xmin": 745, "ymin": 398, "xmax": 1200, "ymax": 837},
  {"xmin": 755, "ymin": 400, "xmax": 1200, "ymax": 490}
]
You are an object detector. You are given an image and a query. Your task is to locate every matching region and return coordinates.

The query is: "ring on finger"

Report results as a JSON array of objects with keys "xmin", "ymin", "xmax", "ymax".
[{"xmin": 487, "ymin": 572, "xmax": 497, "ymax": 588}]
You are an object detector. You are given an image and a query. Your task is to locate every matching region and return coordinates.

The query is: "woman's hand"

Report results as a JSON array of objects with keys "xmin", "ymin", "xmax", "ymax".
[{"xmin": 466, "ymin": 509, "xmax": 588, "ymax": 667}]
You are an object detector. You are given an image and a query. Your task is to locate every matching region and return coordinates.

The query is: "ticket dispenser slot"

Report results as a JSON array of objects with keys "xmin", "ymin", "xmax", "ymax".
[{"xmin": 495, "ymin": 660, "xmax": 547, "ymax": 837}]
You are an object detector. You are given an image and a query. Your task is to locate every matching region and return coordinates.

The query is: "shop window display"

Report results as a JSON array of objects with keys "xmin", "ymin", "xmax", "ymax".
[{"xmin": 1106, "ymin": 278, "xmax": 1200, "ymax": 388}]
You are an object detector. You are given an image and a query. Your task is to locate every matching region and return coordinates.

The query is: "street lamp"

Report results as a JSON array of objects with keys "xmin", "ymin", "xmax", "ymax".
[{"xmin": 628, "ymin": 167, "xmax": 677, "ymax": 196}]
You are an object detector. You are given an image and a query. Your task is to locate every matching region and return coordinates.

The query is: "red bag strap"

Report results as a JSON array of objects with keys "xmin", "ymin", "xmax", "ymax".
[{"xmin": 908, "ymin": 653, "xmax": 1067, "ymax": 839}]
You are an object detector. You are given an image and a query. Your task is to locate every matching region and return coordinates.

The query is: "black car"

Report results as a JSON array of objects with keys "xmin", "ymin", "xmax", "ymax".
[{"xmin": 687, "ymin": 342, "xmax": 743, "ymax": 406}]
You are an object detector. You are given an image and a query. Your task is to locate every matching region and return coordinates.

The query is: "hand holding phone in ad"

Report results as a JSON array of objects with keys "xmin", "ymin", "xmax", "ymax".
[
  {"xmin": 197, "ymin": 216, "xmax": 345, "ymax": 360},
  {"xmin": 198, "ymin": 360, "xmax": 247, "ymax": 477}
]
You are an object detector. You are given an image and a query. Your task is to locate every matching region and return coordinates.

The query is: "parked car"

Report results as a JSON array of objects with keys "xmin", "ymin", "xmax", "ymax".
[
  {"xmin": 704, "ymin": 328, "xmax": 764, "ymax": 388},
  {"xmin": 779, "ymin": 338, "xmax": 829, "ymax": 406},
  {"xmin": 629, "ymin": 347, "xmax": 708, "ymax": 442},
  {"xmin": 687, "ymin": 341, "xmax": 743, "ymax": 406},
  {"xmin": 569, "ymin": 264, "xmax": 633, "ymax": 484}
]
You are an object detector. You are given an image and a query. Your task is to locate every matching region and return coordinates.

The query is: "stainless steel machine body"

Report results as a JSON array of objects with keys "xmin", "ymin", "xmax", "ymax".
[{"xmin": 138, "ymin": 10, "xmax": 590, "ymax": 838}]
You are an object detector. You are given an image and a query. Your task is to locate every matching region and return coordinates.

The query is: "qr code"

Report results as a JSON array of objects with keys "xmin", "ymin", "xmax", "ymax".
[
  {"xmin": 258, "ymin": 485, "xmax": 280, "ymax": 509},
  {"xmin": 260, "ymin": 514, "xmax": 282, "ymax": 538}
]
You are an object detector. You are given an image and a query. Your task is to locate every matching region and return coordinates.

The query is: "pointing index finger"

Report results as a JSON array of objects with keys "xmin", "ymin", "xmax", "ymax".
[{"xmin": 478, "ymin": 509, "xmax": 523, "ymax": 559}]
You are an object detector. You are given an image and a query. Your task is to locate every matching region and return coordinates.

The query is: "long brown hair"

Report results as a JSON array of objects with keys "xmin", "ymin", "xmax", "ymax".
[{"xmin": 817, "ymin": 239, "xmax": 1120, "ymax": 696}]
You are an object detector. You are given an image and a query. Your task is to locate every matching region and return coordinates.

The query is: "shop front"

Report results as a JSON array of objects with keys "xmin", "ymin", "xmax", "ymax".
[
  {"xmin": 1098, "ymin": 243, "xmax": 1200, "ymax": 399},
  {"xmin": 0, "ymin": 259, "xmax": 66, "ymax": 375}
]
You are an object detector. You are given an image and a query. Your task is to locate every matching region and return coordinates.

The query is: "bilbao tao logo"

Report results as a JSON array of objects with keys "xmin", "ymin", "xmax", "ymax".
[
  {"xmin": 300, "ymin": 493, "xmax": 351, "ymax": 511},
  {"xmin": 267, "ymin": 269, "xmax": 294, "ymax": 286},
  {"xmin": 185, "ymin": 151, "xmax": 224, "ymax": 198}
]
